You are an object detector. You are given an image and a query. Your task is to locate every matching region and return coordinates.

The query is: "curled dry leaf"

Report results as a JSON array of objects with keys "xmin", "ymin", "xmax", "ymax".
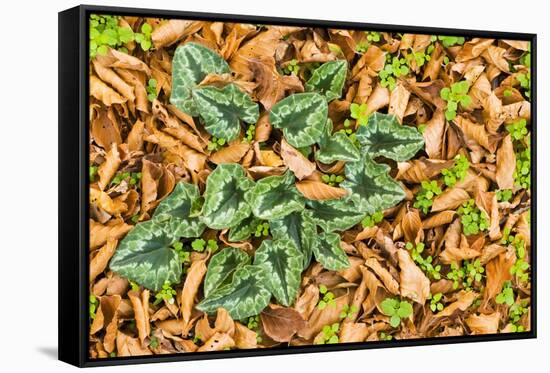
[
  {"xmin": 234, "ymin": 322, "xmax": 258, "ymax": 349},
  {"xmin": 260, "ymin": 305, "xmax": 306, "ymax": 342},
  {"xmin": 339, "ymin": 323, "xmax": 369, "ymax": 343},
  {"xmin": 90, "ymin": 239, "xmax": 118, "ymax": 283},
  {"xmin": 197, "ymin": 332, "xmax": 235, "ymax": 352},
  {"xmin": 398, "ymin": 249, "xmax": 430, "ymax": 304},
  {"xmin": 496, "ymin": 135, "xmax": 516, "ymax": 189},
  {"xmin": 295, "ymin": 180, "xmax": 348, "ymax": 200},
  {"xmin": 128, "ymin": 289, "xmax": 151, "ymax": 343},
  {"xmin": 431, "ymin": 188, "xmax": 470, "ymax": 212},
  {"xmin": 180, "ymin": 258, "xmax": 208, "ymax": 328},
  {"xmin": 465, "ymin": 312, "xmax": 500, "ymax": 334},
  {"xmin": 152, "ymin": 20, "xmax": 193, "ymax": 48},
  {"xmin": 280, "ymin": 139, "xmax": 316, "ymax": 180},
  {"xmin": 401, "ymin": 208, "xmax": 423, "ymax": 243},
  {"xmin": 89, "ymin": 219, "xmax": 131, "ymax": 250},
  {"xmin": 210, "ymin": 143, "xmax": 250, "ymax": 164},
  {"xmin": 98, "ymin": 144, "xmax": 121, "ymax": 190},
  {"xmin": 435, "ymin": 291, "xmax": 477, "ymax": 318}
]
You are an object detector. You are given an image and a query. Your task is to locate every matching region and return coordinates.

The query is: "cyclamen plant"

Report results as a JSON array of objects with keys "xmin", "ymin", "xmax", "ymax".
[{"xmin": 108, "ymin": 42, "xmax": 426, "ymax": 320}]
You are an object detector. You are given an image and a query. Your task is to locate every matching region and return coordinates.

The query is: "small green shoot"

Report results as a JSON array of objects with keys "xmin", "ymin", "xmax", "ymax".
[
  {"xmin": 321, "ymin": 173, "xmax": 345, "ymax": 186},
  {"xmin": 90, "ymin": 295, "xmax": 99, "ymax": 320},
  {"xmin": 154, "ymin": 281, "xmax": 177, "ymax": 305},
  {"xmin": 317, "ymin": 284, "xmax": 336, "ymax": 310},
  {"xmin": 379, "ymin": 56, "xmax": 410, "ymax": 91},
  {"xmin": 90, "ymin": 165, "xmax": 98, "ymax": 182},
  {"xmin": 380, "ymin": 298, "xmax": 413, "ymax": 328},
  {"xmin": 429, "ymin": 293, "xmax": 444, "ymax": 312},
  {"xmin": 148, "ymin": 336, "xmax": 159, "ymax": 349},
  {"xmin": 361, "ymin": 211, "xmax": 384, "ymax": 228},
  {"xmin": 506, "ymin": 119, "xmax": 528, "ymax": 141},
  {"xmin": 441, "ymin": 154, "xmax": 469, "ymax": 187},
  {"xmin": 254, "ymin": 222, "xmax": 270, "ymax": 237},
  {"xmin": 244, "ymin": 124, "xmax": 255, "ymax": 143},
  {"xmin": 339, "ymin": 304, "xmax": 359, "ymax": 320},
  {"xmin": 111, "ymin": 171, "xmax": 142, "ymax": 186},
  {"xmin": 134, "ymin": 22, "xmax": 153, "ymax": 51},
  {"xmin": 437, "ymin": 35, "xmax": 465, "ymax": 48},
  {"xmin": 316, "ymin": 323, "xmax": 340, "ymax": 344},
  {"xmin": 458, "ymin": 199, "xmax": 489, "ymax": 236},
  {"xmin": 350, "ymin": 103, "xmax": 370, "ymax": 126},
  {"xmin": 207, "ymin": 136, "xmax": 226, "ymax": 151},
  {"xmin": 514, "ymin": 146, "xmax": 531, "ymax": 189},
  {"xmin": 440, "ymin": 80, "xmax": 472, "ymax": 121},
  {"xmin": 413, "ymin": 180, "xmax": 442, "ymax": 214},
  {"xmin": 146, "ymin": 78, "xmax": 157, "ymax": 102},
  {"xmin": 516, "ymin": 72, "xmax": 531, "ymax": 99},
  {"xmin": 405, "ymin": 242, "xmax": 441, "ymax": 280},
  {"xmin": 495, "ymin": 281, "xmax": 515, "ymax": 306},
  {"xmin": 283, "ymin": 59, "xmax": 300, "ymax": 75},
  {"xmin": 496, "ymin": 189, "xmax": 513, "ymax": 202}
]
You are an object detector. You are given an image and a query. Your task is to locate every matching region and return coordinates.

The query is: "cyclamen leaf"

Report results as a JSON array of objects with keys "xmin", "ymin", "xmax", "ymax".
[
  {"xmin": 307, "ymin": 198, "xmax": 366, "ymax": 232},
  {"xmin": 170, "ymin": 42, "xmax": 230, "ymax": 116},
  {"xmin": 201, "ymin": 163, "xmax": 255, "ymax": 229},
  {"xmin": 109, "ymin": 219, "xmax": 180, "ymax": 292},
  {"xmin": 196, "ymin": 265, "xmax": 272, "ymax": 320},
  {"xmin": 203, "ymin": 247, "xmax": 250, "ymax": 297},
  {"xmin": 152, "ymin": 182, "xmax": 206, "ymax": 238},
  {"xmin": 316, "ymin": 119, "xmax": 361, "ymax": 163},
  {"xmin": 340, "ymin": 154, "xmax": 405, "ymax": 214},
  {"xmin": 356, "ymin": 112, "xmax": 425, "ymax": 162},
  {"xmin": 254, "ymin": 239, "xmax": 303, "ymax": 306},
  {"xmin": 245, "ymin": 171, "xmax": 305, "ymax": 220},
  {"xmin": 269, "ymin": 92, "xmax": 327, "ymax": 148},
  {"xmin": 312, "ymin": 232, "xmax": 350, "ymax": 271},
  {"xmin": 305, "ymin": 60, "xmax": 347, "ymax": 102},
  {"xmin": 192, "ymin": 84, "xmax": 259, "ymax": 141},
  {"xmin": 228, "ymin": 215, "xmax": 261, "ymax": 242},
  {"xmin": 271, "ymin": 210, "xmax": 316, "ymax": 270}
]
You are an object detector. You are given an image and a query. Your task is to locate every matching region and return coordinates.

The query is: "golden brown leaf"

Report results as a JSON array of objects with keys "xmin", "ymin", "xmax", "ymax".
[
  {"xmin": 89, "ymin": 239, "xmax": 118, "ymax": 282},
  {"xmin": 98, "ymin": 143, "xmax": 121, "ymax": 190},
  {"xmin": 261, "ymin": 306, "xmax": 306, "ymax": 342},
  {"xmin": 465, "ymin": 312, "xmax": 500, "ymax": 334},
  {"xmin": 180, "ymin": 257, "xmax": 207, "ymax": 328},
  {"xmin": 89, "ymin": 219, "xmax": 131, "ymax": 250},
  {"xmin": 90, "ymin": 75, "xmax": 126, "ymax": 106},
  {"xmin": 280, "ymin": 139, "xmax": 316, "ymax": 180},
  {"xmin": 432, "ymin": 188, "xmax": 470, "ymax": 212},
  {"xmin": 210, "ymin": 143, "xmax": 250, "ymax": 164},
  {"xmin": 295, "ymin": 180, "xmax": 348, "ymax": 200},
  {"xmin": 496, "ymin": 135, "xmax": 516, "ymax": 189},
  {"xmin": 128, "ymin": 289, "xmax": 150, "ymax": 344},
  {"xmin": 398, "ymin": 249, "xmax": 430, "ymax": 304},
  {"xmin": 436, "ymin": 290, "xmax": 477, "ymax": 318},
  {"xmin": 197, "ymin": 332, "xmax": 235, "ymax": 352},
  {"xmin": 151, "ymin": 20, "xmax": 194, "ymax": 48}
]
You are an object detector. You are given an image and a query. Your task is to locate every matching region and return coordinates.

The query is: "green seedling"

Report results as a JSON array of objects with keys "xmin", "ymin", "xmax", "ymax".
[
  {"xmin": 440, "ymin": 80, "xmax": 472, "ymax": 121},
  {"xmin": 458, "ymin": 199, "xmax": 489, "ymax": 236},
  {"xmin": 207, "ymin": 136, "xmax": 226, "ymax": 151},
  {"xmin": 441, "ymin": 154, "xmax": 469, "ymax": 187},
  {"xmin": 148, "ymin": 336, "xmax": 159, "ymax": 349},
  {"xmin": 413, "ymin": 180, "xmax": 442, "ymax": 214},
  {"xmin": 191, "ymin": 238, "xmax": 218, "ymax": 252},
  {"xmin": 89, "ymin": 14, "xmax": 134, "ymax": 58},
  {"xmin": 134, "ymin": 22, "xmax": 153, "ymax": 51},
  {"xmin": 437, "ymin": 35, "xmax": 465, "ymax": 48},
  {"xmin": 508, "ymin": 300, "xmax": 528, "ymax": 332},
  {"xmin": 496, "ymin": 281, "xmax": 515, "ymax": 306},
  {"xmin": 380, "ymin": 298, "xmax": 413, "ymax": 328},
  {"xmin": 496, "ymin": 189, "xmax": 513, "ymax": 202},
  {"xmin": 379, "ymin": 56, "xmax": 410, "ymax": 91},
  {"xmin": 254, "ymin": 222, "xmax": 270, "ymax": 237},
  {"xmin": 502, "ymin": 229, "xmax": 529, "ymax": 283},
  {"xmin": 447, "ymin": 259, "xmax": 484, "ymax": 290},
  {"xmin": 89, "ymin": 295, "xmax": 99, "ymax": 320},
  {"xmin": 361, "ymin": 211, "xmax": 384, "ymax": 228},
  {"xmin": 406, "ymin": 242, "xmax": 441, "ymax": 280},
  {"xmin": 516, "ymin": 72, "xmax": 531, "ymax": 99},
  {"xmin": 154, "ymin": 281, "xmax": 177, "ymax": 305},
  {"xmin": 146, "ymin": 78, "xmax": 157, "ymax": 102},
  {"xmin": 129, "ymin": 280, "xmax": 140, "ymax": 292},
  {"xmin": 317, "ymin": 284, "xmax": 336, "ymax": 310},
  {"xmin": 379, "ymin": 332, "xmax": 393, "ymax": 340},
  {"xmin": 366, "ymin": 31, "xmax": 381, "ymax": 42},
  {"xmin": 429, "ymin": 293, "xmax": 444, "ymax": 312},
  {"xmin": 172, "ymin": 241, "xmax": 190, "ymax": 265},
  {"xmin": 283, "ymin": 59, "xmax": 300, "ymax": 75},
  {"xmin": 316, "ymin": 323, "xmax": 340, "ymax": 344},
  {"xmin": 321, "ymin": 173, "xmax": 345, "ymax": 186},
  {"xmin": 356, "ymin": 41, "xmax": 369, "ymax": 53},
  {"xmin": 244, "ymin": 315, "xmax": 263, "ymax": 343},
  {"xmin": 514, "ymin": 146, "xmax": 531, "ymax": 189},
  {"xmin": 350, "ymin": 103, "xmax": 370, "ymax": 126},
  {"xmin": 111, "ymin": 171, "xmax": 142, "ymax": 186},
  {"xmin": 245, "ymin": 124, "xmax": 255, "ymax": 143},
  {"xmin": 506, "ymin": 119, "xmax": 528, "ymax": 141},
  {"xmin": 339, "ymin": 304, "xmax": 359, "ymax": 320},
  {"xmin": 90, "ymin": 165, "xmax": 98, "ymax": 182}
]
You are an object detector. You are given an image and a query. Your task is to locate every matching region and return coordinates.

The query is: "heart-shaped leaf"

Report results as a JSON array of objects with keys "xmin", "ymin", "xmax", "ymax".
[
  {"xmin": 228, "ymin": 215, "xmax": 261, "ymax": 242},
  {"xmin": 109, "ymin": 219, "xmax": 180, "ymax": 292},
  {"xmin": 245, "ymin": 171, "xmax": 305, "ymax": 220},
  {"xmin": 204, "ymin": 247, "xmax": 250, "ymax": 297},
  {"xmin": 152, "ymin": 182, "xmax": 206, "ymax": 238},
  {"xmin": 197, "ymin": 265, "xmax": 272, "ymax": 320},
  {"xmin": 307, "ymin": 198, "xmax": 366, "ymax": 232},
  {"xmin": 254, "ymin": 239, "xmax": 303, "ymax": 306},
  {"xmin": 192, "ymin": 83, "xmax": 260, "ymax": 141},
  {"xmin": 356, "ymin": 112, "xmax": 425, "ymax": 161},
  {"xmin": 316, "ymin": 119, "xmax": 361, "ymax": 163},
  {"xmin": 340, "ymin": 154, "xmax": 405, "ymax": 213},
  {"xmin": 305, "ymin": 60, "xmax": 347, "ymax": 102},
  {"xmin": 269, "ymin": 92, "xmax": 327, "ymax": 148},
  {"xmin": 201, "ymin": 163, "xmax": 255, "ymax": 229},
  {"xmin": 170, "ymin": 42, "xmax": 231, "ymax": 116},
  {"xmin": 312, "ymin": 232, "xmax": 350, "ymax": 271},
  {"xmin": 271, "ymin": 210, "xmax": 316, "ymax": 269}
]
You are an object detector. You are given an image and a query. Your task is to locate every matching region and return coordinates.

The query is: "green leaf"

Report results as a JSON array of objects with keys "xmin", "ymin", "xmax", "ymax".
[
  {"xmin": 170, "ymin": 42, "xmax": 230, "ymax": 116},
  {"xmin": 269, "ymin": 92, "xmax": 328, "ymax": 148},
  {"xmin": 109, "ymin": 219, "xmax": 180, "ymax": 292},
  {"xmin": 307, "ymin": 198, "xmax": 366, "ymax": 232},
  {"xmin": 316, "ymin": 119, "xmax": 361, "ymax": 163},
  {"xmin": 355, "ymin": 112, "xmax": 424, "ymax": 162},
  {"xmin": 254, "ymin": 239, "xmax": 303, "ymax": 306},
  {"xmin": 197, "ymin": 265, "xmax": 272, "ymax": 320},
  {"xmin": 228, "ymin": 215, "xmax": 261, "ymax": 242},
  {"xmin": 245, "ymin": 171, "xmax": 305, "ymax": 220},
  {"xmin": 271, "ymin": 210, "xmax": 316, "ymax": 269},
  {"xmin": 340, "ymin": 154, "xmax": 405, "ymax": 214},
  {"xmin": 201, "ymin": 164, "xmax": 255, "ymax": 229},
  {"xmin": 380, "ymin": 298, "xmax": 398, "ymax": 316},
  {"xmin": 192, "ymin": 84, "xmax": 259, "ymax": 141},
  {"xmin": 204, "ymin": 247, "xmax": 250, "ymax": 297},
  {"xmin": 390, "ymin": 314, "xmax": 401, "ymax": 327},
  {"xmin": 305, "ymin": 60, "xmax": 347, "ymax": 102},
  {"xmin": 152, "ymin": 182, "xmax": 206, "ymax": 238},
  {"xmin": 311, "ymin": 232, "xmax": 350, "ymax": 271},
  {"xmin": 397, "ymin": 301, "xmax": 413, "ymax": 318}
]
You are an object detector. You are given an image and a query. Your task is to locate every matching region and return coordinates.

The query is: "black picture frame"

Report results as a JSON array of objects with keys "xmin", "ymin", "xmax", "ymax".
[{"xmin": 58, "ymin": 4, "xmax": 537, "ymax": 368}]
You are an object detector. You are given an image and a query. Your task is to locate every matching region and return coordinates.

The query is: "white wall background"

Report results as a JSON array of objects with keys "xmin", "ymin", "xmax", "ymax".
[{"xmin": 0, "ymin": 0, "xmax": 546, "ymax": 371}]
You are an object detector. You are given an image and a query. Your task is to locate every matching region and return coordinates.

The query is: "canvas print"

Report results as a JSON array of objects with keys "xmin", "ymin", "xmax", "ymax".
[{"xmin": 87, "ymin": 14, "xmax": 532, "ymax": 359}]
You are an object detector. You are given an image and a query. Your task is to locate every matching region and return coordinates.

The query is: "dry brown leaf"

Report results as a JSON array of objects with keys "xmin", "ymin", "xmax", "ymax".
[
  {"xmin": 98, "ymin": 143, "xmax": 121, "ymax": 190},
  {"xmin": 127, "ymin": 119, "xmax": 145, "ymax": 152},
  {"xmin": 436, "ymin": 290, "xmax": 477, "ymax": 318},
  {"xmin": 432, "ymin": 188, "xmax": 470, "ymax": 212},
  {"xmin": 261, "ymin": 306, "xmax": 306, "ymax": 342},
  {"xmin": 89, "ymin": 239, "xmax": 118, "ymax": 283},
  {"xmin": 465, "ymin": 312, "xmax": 500, "ymax": 334},
  {"xmin": 280, "ymin": 139, "xmax": 316, "ymax": 180},
  {"xmin": 388, "ymin": 83, "xmax": 410, "ymax": 123},
  {"xmin": 484, "ymin": 251, "xmax": 514, "ymax": 303},
  {"xmin": 91, "ymin": 108, "xmax": 122, "ymax": 150},
  {"xmin": 151, "ymin": 20, "xmax": 194, "ymax": 48},
  {"xmin": 128, "ymin": 289, "xmax": 150, "ymax": 344},
  {"xmin": 298, "ymin": 293, "xmax": 349, "ymax": 340},
  {"xmin": 260, "ymin": 150, "xmax": 284, "ymax": 167},
  {"xmin": 365, "ymin": 258, "xmax": 400, "ymax": 295},
  {"xmin": 496, "ymin": 135, "xmax": 516, "ymax": 189},
  {"xmin": 456, "ymin": 38, "xmax": 495, "ymax": 62},
  {"xmin": 422, "ymin": 210, "xmax": 456, "ymax": 229},
  {"xmin": 294, "ymin": 284, "xmax": 319, "ymax": 320},
  {"xmin": 423, "ymin": 109, "xmax": 445, "ymax": 159},
  {"xmin": 197, "ymin": 332, "xmax": 235, "ymax": 352},
  {"xmin": 339, "ymin": 323, "xmax": 369, "ymax": 343},
  {"xmin": 295, "ymin": 180, "xmax": 348, "ymax": 200},
  {"xmin": 180, "ymin": 258, "xmax": 207, "ymax": 328},
  {"xmin": 401, "ymin": 208, "xmax": 423, "ymax": 243},
  {"xmin": 398, "ymin": 249, "xmax": 430, "ymax": 304},
  {"xmin": 89, "ymin": 219, "xmax": 131, "ymax": 250},
  {"xmin": 210, "ymin": 143, "xmax": 250, "ymax": 164},
  {"xmin": 90, "ymin": 75, "xmax": 126, "ymax": 106},
  {"xmin": 234, "ymin": 322, "xmax": 258, "ymax": 349}
]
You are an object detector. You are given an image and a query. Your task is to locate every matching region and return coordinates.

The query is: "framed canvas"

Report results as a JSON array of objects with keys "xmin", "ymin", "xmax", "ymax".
[{"xmin": 58, "ymin": 4, "xmax": 536, "ymax": 367}]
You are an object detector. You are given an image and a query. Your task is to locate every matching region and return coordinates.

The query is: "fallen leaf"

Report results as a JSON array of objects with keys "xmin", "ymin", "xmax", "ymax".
[
  {"xmin": 261, "ymin": 305, "xmax": 306, "ymax": 342},
  {"xmin": 296, "ymin": 180, "xmax": 348, "ymax": 200}
]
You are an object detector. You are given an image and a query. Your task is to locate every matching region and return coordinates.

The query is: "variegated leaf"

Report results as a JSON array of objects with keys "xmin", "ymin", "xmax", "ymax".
[
  {"xmin": 340, "ymin": 154, "xmax": 405, "ymax": 213},
  {"xmin": 109, "ymin": 219, "xmax": 180, "ymax": 292},
  {"xmin": 201, "ymin": 163, "xmax": 255, "ymax": 229},
  {"xmin": 307, "ymin": 198, "xmax": 366, "ymax": 232},
  {"xmin": 269, "ymin": 92, "xmax": 327, "ymax": 148},
  {"xmin": 204, "ymin": 247, "xmax": 251, "ymax": 297},
  {"xmin": 305, "ymin": 60, "xmax": 347, "ymax": 102},
  {"xmin": 316, "ymin": 119, "xmax": 361, "ymax": 163},
  {"xmin": 271, "ymin": 210, "xmax": 316, "ymax": 269},
  {"xmin": 356, "ymin": 112, "xmax": 425, "ymax": 161},
  {"xmin": 170, "ymin": 42, "xmax": 230, "ymax": 116},
  {"xmin": 152, "ymin": 182, "xmax": 206, "ymax": 238},
  {"xmin": 197, "ymin": 265, "xmax": 272, "ymax": 320},
  {"xmin": 245, "ymin": 171, "xmax": 305, "ymax": 220},
  {"xmin": 254, "ymin": 239, "xmax": 303, "ymax": 306},
  {"xmin": 192, "ymin": 83, "xmax": 259, "ymax": 141},
  {"xmin": 228, "ymin": 215, "xmax": 261, "ymax": 242},
  {"xmin": 312, "ymin": 232, "xmax": 350, "ymax": 271}
]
